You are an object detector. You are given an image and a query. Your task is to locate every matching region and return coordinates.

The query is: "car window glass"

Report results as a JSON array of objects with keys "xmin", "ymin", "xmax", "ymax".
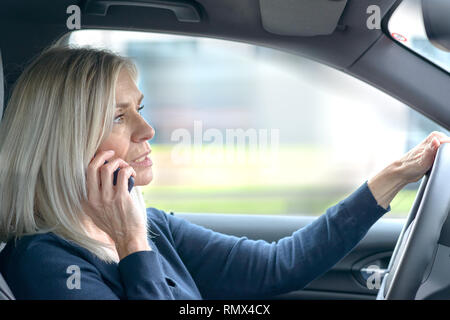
[{"xmin": 68, "ymin": 29, "xmax": 450, "ymax": 219}]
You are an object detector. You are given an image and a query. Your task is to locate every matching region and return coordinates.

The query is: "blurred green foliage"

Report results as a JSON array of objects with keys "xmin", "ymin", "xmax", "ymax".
[{"xmin": 142, "ymin": 185, "xmax": 416, "ymax": 218}]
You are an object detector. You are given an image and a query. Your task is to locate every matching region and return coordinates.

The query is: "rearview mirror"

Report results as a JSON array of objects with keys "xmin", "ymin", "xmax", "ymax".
[{"xmin": 422, "ymin": 0, "xmax": 450, "ymax": 52}]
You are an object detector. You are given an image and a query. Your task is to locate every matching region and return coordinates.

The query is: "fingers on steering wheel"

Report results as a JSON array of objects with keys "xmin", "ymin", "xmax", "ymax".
[{"xmin": 429, "ymin": 131, "xmax": 450, "ymax": 144}]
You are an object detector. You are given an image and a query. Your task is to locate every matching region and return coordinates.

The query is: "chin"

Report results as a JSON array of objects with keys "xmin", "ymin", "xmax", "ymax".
[{"xmin": 134, "ymin": 168, "xmax": 153, "ymax": 186}]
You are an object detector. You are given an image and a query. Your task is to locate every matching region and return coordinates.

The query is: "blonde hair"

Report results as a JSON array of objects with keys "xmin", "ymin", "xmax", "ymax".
[{"xmin": 0, "ymin": 45, "xmax": 151, "ymax": 263}]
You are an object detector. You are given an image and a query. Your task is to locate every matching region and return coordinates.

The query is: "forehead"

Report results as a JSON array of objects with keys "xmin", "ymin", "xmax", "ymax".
[{"xmin": 115, "ymin": 68, "xmax": 142, "ymax": 105}]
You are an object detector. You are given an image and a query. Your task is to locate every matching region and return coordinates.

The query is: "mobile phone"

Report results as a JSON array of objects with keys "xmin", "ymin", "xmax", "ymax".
[{"xmin": 104, "ymin": 160, "xmax": 134, "ymax": 192}]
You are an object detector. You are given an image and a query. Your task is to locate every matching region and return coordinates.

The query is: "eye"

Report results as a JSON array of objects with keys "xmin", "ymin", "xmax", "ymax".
[
  {"xmin": 113, "ymin": 114, "xmax": 124, "ymax": 124},
  {"xmin": 114, "ymin": 105, "xmax": 144, "ymax": 124}
]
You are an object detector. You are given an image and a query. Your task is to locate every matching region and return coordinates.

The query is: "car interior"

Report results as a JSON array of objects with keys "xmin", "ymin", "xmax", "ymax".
[{"xmin": 1, "ymin": 0, "xmax": 450, "ymax": 300}]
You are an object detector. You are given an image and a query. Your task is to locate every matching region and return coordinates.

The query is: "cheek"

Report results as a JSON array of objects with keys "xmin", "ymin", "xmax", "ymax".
[{"xmin": 98, "ymin": 135, "xmax": 130, "ymax": 161}]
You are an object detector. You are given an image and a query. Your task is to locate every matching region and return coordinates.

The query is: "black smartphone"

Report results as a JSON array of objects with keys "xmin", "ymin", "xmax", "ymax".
[{"xmin": 104, "ymin": 160, "xmax": 134, "ymax": 192}]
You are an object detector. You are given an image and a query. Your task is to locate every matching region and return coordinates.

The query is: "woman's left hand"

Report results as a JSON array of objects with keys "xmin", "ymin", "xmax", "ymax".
[
  {"xmin": 397, "ymin": 131, "xmax": 450, "ymax": 184},
  {"xmin": 368, "ymin": 131, "xmax": 450, "ymax": 210}
]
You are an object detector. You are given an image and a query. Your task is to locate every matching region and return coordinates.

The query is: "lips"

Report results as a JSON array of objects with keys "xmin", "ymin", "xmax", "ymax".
[
  {"xmin": 134, "ymin": 155, "xmax": 148, "ymax": 162},
  {"xmin": 132, "ymin": 150, "xmax": 151, "ymax": 162},
  {"xmin": 130, "ymin": 149, "xmax": 152, "ymax": 167},
  {"xmin": 130, "ymin": 156, "xmax": 152, "ymax": 167}
]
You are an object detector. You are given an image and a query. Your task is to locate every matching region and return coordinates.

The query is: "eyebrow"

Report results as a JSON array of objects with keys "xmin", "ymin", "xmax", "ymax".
[{"xmin": 115, "ymin": 93, "xmax": 144, "ymax": 110}]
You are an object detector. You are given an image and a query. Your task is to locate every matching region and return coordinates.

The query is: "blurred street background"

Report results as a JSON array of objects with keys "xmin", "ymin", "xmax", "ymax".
[{"xmin": 70, "ymin": 30, "xmax": 450, "ymax": 218}]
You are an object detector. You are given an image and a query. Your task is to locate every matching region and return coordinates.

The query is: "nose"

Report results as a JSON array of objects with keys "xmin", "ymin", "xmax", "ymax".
[{"xmin": 132, "ymin": 116, "xmax": 155, "ymax": 143}]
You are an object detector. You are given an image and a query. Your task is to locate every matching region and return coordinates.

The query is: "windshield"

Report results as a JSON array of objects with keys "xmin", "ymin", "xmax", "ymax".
[{"xmin": 388, "ymin": 0, "xmax": 450, "ymax": 74}]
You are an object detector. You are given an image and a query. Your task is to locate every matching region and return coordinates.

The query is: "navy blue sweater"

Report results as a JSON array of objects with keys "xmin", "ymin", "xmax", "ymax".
[{"xmin": 0, "ymin": 181, "xmax": 389, "ymax": 299}]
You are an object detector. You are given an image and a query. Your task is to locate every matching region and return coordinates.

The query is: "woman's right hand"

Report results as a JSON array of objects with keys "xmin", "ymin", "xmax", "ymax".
[{"xmin": 83, "ymin": 150, "xmax": 150, "ymax": 259}]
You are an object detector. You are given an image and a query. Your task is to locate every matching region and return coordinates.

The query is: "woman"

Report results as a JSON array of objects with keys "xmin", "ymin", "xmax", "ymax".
[{"xmin": 0, "ymin": 46, "xmax": 448, "ymax": 299}]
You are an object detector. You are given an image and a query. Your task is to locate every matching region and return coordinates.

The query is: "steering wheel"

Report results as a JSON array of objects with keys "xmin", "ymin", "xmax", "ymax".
[{"xmin": 377, "ymin": 143, "xmax": 450, "ymax": 300}]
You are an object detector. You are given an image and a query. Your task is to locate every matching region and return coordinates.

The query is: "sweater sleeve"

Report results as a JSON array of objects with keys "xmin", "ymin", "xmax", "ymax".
[
  {"xmin": 167, "ymin": 181, "xmax": 390, "ymax": 299},
  {"xmin": 5, "ymin": 235, "xmax": 175, "ymax": 300},
  {"xmin": 5, "ymin": 237, "xmax": 120, "ymax": 300},
  {"xmin": 117, "ymin": 250, "xmax": 176, "ymax": 299}
]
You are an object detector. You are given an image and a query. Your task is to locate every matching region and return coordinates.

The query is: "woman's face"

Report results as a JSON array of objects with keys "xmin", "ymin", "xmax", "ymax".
[{"xmin": 96, "ymin": 68, "xmax": 155, "ymax": 186}]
